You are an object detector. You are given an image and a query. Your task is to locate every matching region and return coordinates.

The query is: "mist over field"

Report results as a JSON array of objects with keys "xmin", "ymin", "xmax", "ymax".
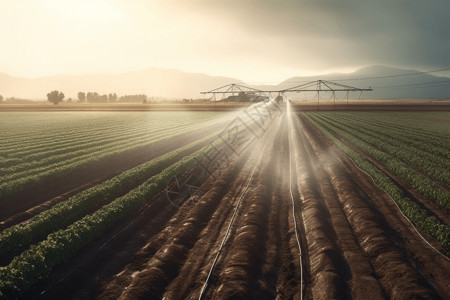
[{"xmin": 1, "ymin": 1, "xmax": 450, "ymax": 299}]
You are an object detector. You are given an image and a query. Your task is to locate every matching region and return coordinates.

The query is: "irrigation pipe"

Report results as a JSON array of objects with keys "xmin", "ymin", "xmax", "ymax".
[
  {"xmin": 287, "ymin": 104, "xmax": 304, "ymax": 300},
  {"xmin": 303, "ymin": 113, "xmax": 449, "ymax": 261},
  {"xmin": 198, "ymin": 115, "xmax": 281, "ymax": 300},
  {"xmin": 37, "ymin": 131, "xmax": 227, "ymax": 298},
  {"xmin": 37, "ymin": 196, "xmax": 165, "ymax": 299},
  {"xmin": 346, "ymin": 155, "xmax": 449, "ymax": 262}
]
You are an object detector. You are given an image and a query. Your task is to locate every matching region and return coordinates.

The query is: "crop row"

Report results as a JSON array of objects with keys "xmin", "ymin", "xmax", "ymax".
[
  {"xmin": 0, "ymin": 135, "xmax": 230, "ymax": 298},
  {"xmin": 1, "ymin": 122, "xmax": 134, "ymax": 156},
  {"xmin": 302, "ymin": 113, "xmax": 450, "ymax": 252},
  {"xmin": 0, "ymin": 114, "xmax": 137, "ymax": 153},
  {"xmin": 2, "ymin": 122, "xmax": 186, "ymax": 175},
  {"xmin": 0, "ymin": 131, "xmax": 218, "ymax": 257},
  {"xmin": 1, "ymin": 124, "xmax": 154, "ymax": 165},
  {"xmin": 315, "ymin": 113, "xmax": 450, "ymax": 208},
  {"xmin": 308, "ymin": 113, "xmax": 449, "ymax": 210},
  {"xmin": 0, "ymin": 113, "xmax": 221, "ymax": 168},
  {"xmin": 0, "ymin": 119, "xmax": 221, "ymax": 200},
  {"xmin": 326, "ymin": 112, "xmax": 450, "ymax": 160},
  {"xmin": 1, "ymin": 118, "xmax": 209, "ymax": 181},
  {"xmin": 336, "ymin": 112, "xmax": 450, "ymax": 157},
  {"xmin": 0, "ymin": 112, "xmax": 220, "ymax": 159},
  {"xmin": 0, "ymin": 112, "xmax": 222, "ymax": 152}
]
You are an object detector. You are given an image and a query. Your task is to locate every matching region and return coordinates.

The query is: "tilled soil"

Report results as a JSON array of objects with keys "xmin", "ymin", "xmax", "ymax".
[{"xmin": 32, "ymin": 108, "xmax": 449, "ymax": 299}]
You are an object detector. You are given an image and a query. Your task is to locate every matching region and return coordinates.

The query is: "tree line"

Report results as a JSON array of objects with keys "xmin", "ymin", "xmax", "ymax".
[
  {"xmin": 45, "ymin": 90, "xmax": 148, "ymax": 105},
  {"xmin": 77, "ymin": 92, "xmax": 118, "ymax": 103}
]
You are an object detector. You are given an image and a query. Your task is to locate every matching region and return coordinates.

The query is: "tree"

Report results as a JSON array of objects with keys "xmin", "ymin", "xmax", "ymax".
[
  {"xmin": 47, "ymin": 90, "xmax": 65, "ymax": 105},
  {"xmin": 0, "ymin": 95, "xmax": 3, "ymax": 102},
  {"xmin": 77, "ymin": 92, "xmax": 86, "ymax": 103},
  {"xmin": 87, "ymin": 92, "xmax": 97, "ymax": 103},
  {"xmin": 118, "ymin": 94, "xmax": 147, "ymax": 103},
  {"xmin": 108, "ymin": 93, "xmax": 117, "ymax": 102},
  {"xmin": 86, "ymin": 92, "xmax": 93, "ymax": 102}
]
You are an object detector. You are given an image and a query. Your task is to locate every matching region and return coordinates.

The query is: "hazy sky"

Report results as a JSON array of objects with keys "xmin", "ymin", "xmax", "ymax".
[{"xmin": 1, "ymin": 0, "xmax": 449, "ymax": 83}]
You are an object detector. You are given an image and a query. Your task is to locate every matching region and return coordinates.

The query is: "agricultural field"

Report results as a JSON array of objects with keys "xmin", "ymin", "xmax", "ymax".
[
  {"xmin": 0, "ymin": 106, "xmax": 449, "ymax": 299},
  {"xmin": 0, "ymin": 111, "xmax": 227, "ymax": 219},
  {"xmin": 302, "ymin": 112, "xmax": 450, "ymax": 250}
]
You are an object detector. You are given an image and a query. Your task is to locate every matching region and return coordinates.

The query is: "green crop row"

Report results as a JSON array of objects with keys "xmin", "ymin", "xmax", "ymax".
[
  {"xmin": 0, "ymin": 121, "xmax": 145, "ymax": 158},
  {"xmin": 329, "ymin": 112, "xmax": 450, "ymax": 156},
  {"xmin": 0, "ymin": 111, "xmax": 222, "ymax": 155},
  {"xmin": 0, "ymin": 131, "xmax": 217, "ymax": 257},
  {"xmin": 0, "ymin": 125, "xmax": 151, "ymax": 168},
  {"xmin": 0, "ymin": 117, "xmax": 210, "ymax": 180},
  {"xmin": 0, "ymin": 114, "xmax": 211, "ymax": 164},
  {"xmin": 308, "ymin": 113, "xmax": 450, "ymax": 210},
  {"xmin": 303, "ymin": 113, "xmax": 450, "ymax": 252},
  {"xmin": 0, "ymin": 120, "xmax": 216, "ymax": 201},
  {"xmin": 0, "ymin": 136, "xmax": 228, "ymax": 299},
  {"xmin": 0, "ymin": 112, "xmax": 224, "ymax": 173},
  {"xmin": 1, "ymin": 127, "xmax": 156, "ymax": 174},
  {"xmin": 318, "ymin": 113, "xmax": 450, "ymax": 168},
  {"xmin": 316, "ymin": 113, "xmax": 450, "ymax": 189}
]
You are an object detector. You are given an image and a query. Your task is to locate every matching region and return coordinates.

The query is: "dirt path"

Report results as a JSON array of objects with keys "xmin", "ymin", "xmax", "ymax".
[{"xmin": 32, "ymin": 106, "xmax": 449, "ymax": 299}]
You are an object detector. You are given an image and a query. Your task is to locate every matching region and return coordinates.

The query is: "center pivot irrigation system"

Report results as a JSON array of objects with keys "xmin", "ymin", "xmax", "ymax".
[{"xmin": 201, "ymin": 80, "xmax": 373, "ymax": 109}]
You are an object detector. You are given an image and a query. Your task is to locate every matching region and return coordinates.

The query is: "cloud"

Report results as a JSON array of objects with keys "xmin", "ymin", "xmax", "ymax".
[
  {"xmin": 1, "ymin": 0, "xmax": 449, "ymax": 82},
  {"xmin": 173, "ymin": 0, "xmax": 450, "ymax": 72}
]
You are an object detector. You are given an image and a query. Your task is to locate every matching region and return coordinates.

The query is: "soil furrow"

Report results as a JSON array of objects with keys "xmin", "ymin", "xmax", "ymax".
[
  {"xmin": 97, "ymin": 149, "xmax": 252, "ymax": 299},
  {"xmin": 300, "ymin": 113, "xmax": 450, "ymax": 298},
  {"xmin": 299, "ymin": 115, "xmax": 386, "ymax": 299},
  {"xmin": 297, "ymin": 115, "xmax": 443, "ymax": 299},
  {"xmin": 291, "ymin": 116, "xmax": 352, "ymax": 299},
  {"xmin": 18, "ymin": 106, "xmax": 450, "ymax": 299}
]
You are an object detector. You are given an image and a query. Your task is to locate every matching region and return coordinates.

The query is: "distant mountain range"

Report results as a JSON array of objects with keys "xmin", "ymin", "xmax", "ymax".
[
  {"xmin": 270, "ymin": 65, "xmax": 450, "ymax": 100},
  {"xmin": 0, "ymin": 65, "xmax": 449, "ymax": 100}
]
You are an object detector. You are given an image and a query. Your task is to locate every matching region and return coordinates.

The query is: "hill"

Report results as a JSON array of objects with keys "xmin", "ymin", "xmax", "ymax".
[
  {"xmin": 268, "ymin": 65, "xmax": 450, "ymax": 100},
  {"xmin": 0, "ymin": 69, "xmax": 242, "ymax": 100},
  {"xmin": 0, "ymin": 66, "xmax": 448, "ymax": 100}
]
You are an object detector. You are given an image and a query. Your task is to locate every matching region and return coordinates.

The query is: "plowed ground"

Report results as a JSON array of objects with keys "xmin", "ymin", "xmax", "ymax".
[{"xmin": 35, "ymin": 108, "xmax": 450, "ymax": 299}]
